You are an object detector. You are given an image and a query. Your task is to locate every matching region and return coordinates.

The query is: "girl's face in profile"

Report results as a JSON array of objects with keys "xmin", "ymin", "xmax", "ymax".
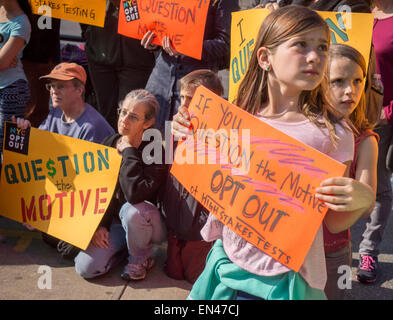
[
  {"xmin": 264, "ymin": 27, "xmax": 329, "ymax": 94},
  {"xmin": 328, "ymin": 56, "xmax": 364, "ymax": 117}
]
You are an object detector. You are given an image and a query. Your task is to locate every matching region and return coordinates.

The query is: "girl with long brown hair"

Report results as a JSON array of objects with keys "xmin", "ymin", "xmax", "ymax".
[{"xmin": 181, "ymin": 5, "xmax": 375, "ymax": 300}]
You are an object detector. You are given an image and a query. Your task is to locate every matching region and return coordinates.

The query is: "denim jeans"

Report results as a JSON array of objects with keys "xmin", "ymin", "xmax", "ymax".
[
  {"xmin": 119, "ymin": 202, "xmax": 166, "ymax": 265},
  {"xmin": 75, "ymin": 202, "xmax": 166, "ymax": 279},
  {"xmin": 359, "ymin": 124, "xmax": 393, "ymax": 256}
]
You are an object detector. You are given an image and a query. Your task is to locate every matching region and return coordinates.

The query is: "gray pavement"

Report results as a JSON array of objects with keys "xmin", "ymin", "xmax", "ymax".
[
  {"xmin": 0, "ymin": 217, "xmax": 191, "ymax": 300},
  {"xmin": 1, "ymin": 210, "xmax": 392, "ymax": 300}
]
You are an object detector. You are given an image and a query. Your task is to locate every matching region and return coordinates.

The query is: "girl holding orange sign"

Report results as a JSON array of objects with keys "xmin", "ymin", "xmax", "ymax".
[{"xmin": 173, "ymin": 5, "xmax": 375, "ymax": 300}]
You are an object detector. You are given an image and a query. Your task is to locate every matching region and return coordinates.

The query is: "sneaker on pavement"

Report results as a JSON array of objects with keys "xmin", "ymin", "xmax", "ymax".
[
  {"xmin": 57, "ymin": 240, "xmax": 80, "ymax": 260},
  {"xmin": 121, "ymin": 257, "xmax": 155, "ymax": 281},
  {"xmin": 356, "ymin": 254, "xmax": 378, "ymax": 284}
]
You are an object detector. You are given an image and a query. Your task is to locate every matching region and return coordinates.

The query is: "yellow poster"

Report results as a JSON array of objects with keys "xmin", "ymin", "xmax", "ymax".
[
  {"xmin": 0, "ymin": 122, "xmax": 122, "ymax": 250},
  {"xmin": 29, "ymin": 0, "xmax": 106, "ymax": 27},
  {"xmin": 229, "ymin": 9, "xmax": 374, "ymax": 102}
]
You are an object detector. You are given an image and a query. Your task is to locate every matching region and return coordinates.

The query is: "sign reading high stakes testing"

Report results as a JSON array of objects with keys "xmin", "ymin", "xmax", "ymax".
[
  {"xmin": 0, "ymin": 122, "xmax": 122, "ymax": 250},
  {"xmin": 29, "ymin": 0, "xmax": 107, "ymax": 27},
  {"xmin": 170, "ymin": 86, "xmax": 347, "ymax": 272},
  {"xmin": 118, "ymin": 0, "xmax": 211, "ymax": 60}
]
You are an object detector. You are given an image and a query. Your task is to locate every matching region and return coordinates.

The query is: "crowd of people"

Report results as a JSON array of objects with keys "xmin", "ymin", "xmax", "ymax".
[{"xmin": 0, "ymin": 0, "xmax": 393, "ymax": 300}]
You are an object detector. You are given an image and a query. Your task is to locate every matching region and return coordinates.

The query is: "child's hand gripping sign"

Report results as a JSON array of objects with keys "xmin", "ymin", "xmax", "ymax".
[{"xmin": 118, "ymin": 0, "xmax": 211, "ymax": 60}]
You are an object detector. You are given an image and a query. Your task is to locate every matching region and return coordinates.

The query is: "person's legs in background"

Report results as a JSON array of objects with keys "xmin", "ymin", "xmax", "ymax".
[
  {"xmin": 88, "ymin": 63, "xmax": 153, "ymax": 130},
  {"xmin": 117, "ymin": 66, "xmax": 152, "ymax": 102},
  {"xmin": 22, "ymin": 59, "xmax": 54, "ymax": 127},
  {"xmin": 87, "ymin": 61, "xmax": 119, "ymax": 129},
  {"xmin": 357, "ymin": 124, "xmax": 393, "ymax": 283}
]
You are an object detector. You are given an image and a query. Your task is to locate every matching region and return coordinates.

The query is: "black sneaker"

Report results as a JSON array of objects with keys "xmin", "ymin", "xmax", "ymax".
[
  {"xmin": 57, "ymin": 240, "xmax": 80, "ymax": 260},
  {"xmin": 356, "ymin": 255, "xmax": 378, "ymax": 284}
]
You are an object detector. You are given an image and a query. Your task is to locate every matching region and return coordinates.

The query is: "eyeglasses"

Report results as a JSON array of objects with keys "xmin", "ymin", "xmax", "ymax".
[
  {"xmin": 45, "ymin": 83, "xmax": 73, "ymax": 92},
  {"xmin": 117, "ymin": 108, "xmax": 145, "ymax": 122}
]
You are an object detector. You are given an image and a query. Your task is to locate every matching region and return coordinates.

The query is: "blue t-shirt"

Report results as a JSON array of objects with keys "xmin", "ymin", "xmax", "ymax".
[
  {"xmin": 39, "ymin": 103, "xmax": 115, "ymax": 143},
  {"xmin": 0, "ymin": 14, "xmax": 31, "ymax": 89}
]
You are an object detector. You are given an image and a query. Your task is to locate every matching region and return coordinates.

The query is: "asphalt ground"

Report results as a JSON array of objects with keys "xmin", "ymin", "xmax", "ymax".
[{"xmin": 1, "ymin": 210, "xmax": 392, "ymax": 301}]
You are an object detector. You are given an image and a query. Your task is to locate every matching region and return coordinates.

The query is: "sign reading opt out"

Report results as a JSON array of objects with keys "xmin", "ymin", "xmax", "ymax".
[{"xmin": 170, "ymin": 86, "xmax": 346, "ymax": 271}]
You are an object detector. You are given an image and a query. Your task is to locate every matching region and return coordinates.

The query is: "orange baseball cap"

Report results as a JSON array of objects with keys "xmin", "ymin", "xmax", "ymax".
[{"xmin": 40, "ymin": 62, "xmax": 87, "ymax": 84}]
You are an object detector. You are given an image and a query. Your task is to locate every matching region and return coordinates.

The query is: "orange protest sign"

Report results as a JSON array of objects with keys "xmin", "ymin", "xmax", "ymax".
[
  {"xmin": 170, "ymin": 86, "xmax": 346, "ymax": 271},
  {"xmin": 117, "ymin": 0, "xmax": 210, "ymax": 60}
]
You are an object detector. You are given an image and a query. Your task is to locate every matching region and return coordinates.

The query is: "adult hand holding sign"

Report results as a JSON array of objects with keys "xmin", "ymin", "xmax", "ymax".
[
  {"xmin": 11, "ymin": 115, "xmax": 31, "ymax": 130},
  {"xmin": 141, "ymin": 30, "xmax": 158, "ymax": 51},
  {"xmin": 162, "ymin": 36, "xmax": 180, "ymax": 57},
  {"xmin": 141, "ymin": 31, "xmax": 180, "ymax": 56}
]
